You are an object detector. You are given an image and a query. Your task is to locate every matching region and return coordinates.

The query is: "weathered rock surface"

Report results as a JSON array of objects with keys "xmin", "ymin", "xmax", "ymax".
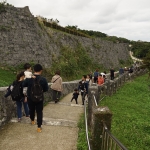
[{"xmin": 0, "ymin": 6, "xmax": 131, "ymax": 69}]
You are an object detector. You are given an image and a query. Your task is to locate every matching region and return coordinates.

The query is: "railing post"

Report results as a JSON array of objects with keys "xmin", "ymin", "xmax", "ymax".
[
  {"xmin": 110, "ymin": 81, "xmax": 114, "ymax": 95},
  {"xmin": 105, "ymin": 79, "xmax": 110, "ymax": 96},
  {"xmin": 88, "ymin": 85, "xmax": 99, "ymax": 128},
  {"xmin": 91, "ymin": 106, "xmax": 112, "ymax": 150},
  {"xmin": 113, "ymin": 80, "xmax": 117, "ymax": 93}
]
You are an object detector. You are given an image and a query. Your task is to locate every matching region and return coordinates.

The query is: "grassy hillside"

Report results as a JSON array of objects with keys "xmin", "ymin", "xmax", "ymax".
[
  {"xmin": 100, "ymin": 73, "xmax": 150, "ymax": 150},
  {"xmin": 0, "ymin": 68, "xmax": 15, "ymax": 86}
]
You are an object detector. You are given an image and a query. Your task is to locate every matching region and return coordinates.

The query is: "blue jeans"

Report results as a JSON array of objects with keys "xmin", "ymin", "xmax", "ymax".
[{"xmin": 16, "ymin": 101, "xmax": 29, "ymax": 119}]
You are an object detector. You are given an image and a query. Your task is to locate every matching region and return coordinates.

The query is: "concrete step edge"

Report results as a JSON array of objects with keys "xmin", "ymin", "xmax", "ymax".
[{"xmin": 10, "ymin": 117, "xmax": 78, "ymax": 128}]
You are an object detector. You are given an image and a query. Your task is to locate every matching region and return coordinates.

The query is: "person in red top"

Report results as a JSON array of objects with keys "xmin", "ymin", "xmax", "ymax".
[{"xmin": 97, "ymin": 74, "xmax": 104, "ymax": 85}]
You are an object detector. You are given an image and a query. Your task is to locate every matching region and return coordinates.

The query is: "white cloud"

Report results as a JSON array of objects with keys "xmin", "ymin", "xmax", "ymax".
[{"xmin": 5, "ymin": 0, "xmax": 150, "ymax": 41}]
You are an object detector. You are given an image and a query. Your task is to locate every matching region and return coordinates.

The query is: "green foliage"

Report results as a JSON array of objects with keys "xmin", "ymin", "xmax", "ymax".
[
  {"xmin": 100, "ymin": 74, "xmax": 150, "ymax": 150},
  {"xmin": 92, "ymin": 43, "xmax": 101, "ymax": 49},
  {"xmin": 142, "ymin": 51, "xmax": 150, "ymax": 71},
  {"xmin": 119, "ymin": 59, "xmax": 125, "ymax": 65},
  {"xmin": 102, "ymin": 36, "xmax": 130, "ymax": 43},
  {"xmin": 0, "ymin": 68, "xmax": 15, "ymax": 86},
  {"xmin": 0, "ymin": 25, "xmax": 11, "ymax": 31},
  {"xmin": 77, "ymin": 114, "xmax": 88, "ymax": 150},
  {"xmin": 0, "ymin": 2, "xmax": 6, "ymax": 13},
  {"xmin": 0, "ymin": 1, "xmax": 13, "ymax": 14},
  {"xmin": 130, "ymin": 41, "xmax": 150, "ymax": 58},
  {"xmin": 65, "ymin": 25, "xmax": 107, "ymax": 38},
  {"xmin": 49, "ymin": 44, "xmax": 102, "ymax": 81}
]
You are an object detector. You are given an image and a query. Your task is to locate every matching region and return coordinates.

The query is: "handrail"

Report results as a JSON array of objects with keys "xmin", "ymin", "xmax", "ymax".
[
  {"xmin": 84, "ymin": 100, "xmax": 91, "ymax": 150},
  {"xmin": 93, "ymin": 95, "xmax": 98, "ymax": 106},
  {"xmin": 102, "ymin": 121, "xmax": 128, "ymax": 150},
  {"xmin": 99, "ymin": 95, "xmax": 106, "ymax": 102}
]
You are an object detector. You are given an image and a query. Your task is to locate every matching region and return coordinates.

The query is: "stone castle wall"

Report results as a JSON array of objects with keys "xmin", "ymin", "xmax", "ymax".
[{"xmin": 0, "ymin": 6, "xmax": 131, "ymax": 69}]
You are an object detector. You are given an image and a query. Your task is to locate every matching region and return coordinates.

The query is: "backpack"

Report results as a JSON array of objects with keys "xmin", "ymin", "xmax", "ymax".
[
  {"xmin": 11, "ymin": 81, "xmax": 23, "ymax": 101},
  {"xmin": 31, "ymin": 77, "xmax": 43, "ymax": 102}
]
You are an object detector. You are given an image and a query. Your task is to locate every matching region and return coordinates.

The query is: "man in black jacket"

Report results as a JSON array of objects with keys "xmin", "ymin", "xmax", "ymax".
[{"xmin": 23, "ymin": 64, "xmax": 48, "ymax": 133}]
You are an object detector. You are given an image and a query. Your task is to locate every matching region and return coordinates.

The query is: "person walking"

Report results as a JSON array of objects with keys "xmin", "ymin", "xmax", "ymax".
[
  {"xmin": 93, "ymin": 69, "xmax": 99, "ymax": 83},
  {"xmin": 110, "ymin": 68, "xmax": 115, "ymax": 80},
  {"xmin": 23, "ymin": 64, "xmax": 48, "ymax": 133},
  {"xmin": 70, "ymin": 88, "xmax": 79, "ymax": 104},
  {"xmin": 78, "ymin": 75, "xmax": 88, "ymax": 105},
  {"xmin": 51, "ymin": 70, "xmax": 63, "ymax": 103},
  {"xmin": 119, "ymin": 67, "xmax": 124, "ymax": 77},
  {"xmin": 11, "ymin": 71, "xmax": 29, "ymax": 122}
]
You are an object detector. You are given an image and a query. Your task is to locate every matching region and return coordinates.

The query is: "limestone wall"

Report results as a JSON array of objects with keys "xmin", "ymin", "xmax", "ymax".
[{"xmin": 0, "ymin": 5, "xmax": 131, "ymax": 69}]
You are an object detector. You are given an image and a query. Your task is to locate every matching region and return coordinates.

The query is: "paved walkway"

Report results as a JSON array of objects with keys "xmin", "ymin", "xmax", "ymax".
[{"xmin": 0, "ymin": 93, "xmax": 84, "ymax": 150}]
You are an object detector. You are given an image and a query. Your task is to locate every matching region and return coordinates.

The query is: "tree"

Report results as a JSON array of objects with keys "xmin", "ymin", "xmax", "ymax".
[{"xmin": 142, "ymin": 51, "xmax": 150, "ymax": 71}]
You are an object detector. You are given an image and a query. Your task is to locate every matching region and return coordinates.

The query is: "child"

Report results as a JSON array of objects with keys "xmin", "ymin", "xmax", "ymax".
[
  {"xmin": 23, "ymin": 63, "xmax": 35, "ymax": 96},
  {"xmin": 71, "ymin": 88, "xmax": 79, "ymax": 104},
  {"xmin": 24, "ymin": 63, "xmax": 34, "ymax": 79}
]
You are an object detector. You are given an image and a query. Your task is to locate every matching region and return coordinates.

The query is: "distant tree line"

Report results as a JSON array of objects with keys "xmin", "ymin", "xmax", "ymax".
[
  {"xmin": 130, "ymin": 41, "xmax": 150, "ymax": 58},
  {"xmin": 65, "ymin": 25, "xmax": 130, "ymax": 43}
]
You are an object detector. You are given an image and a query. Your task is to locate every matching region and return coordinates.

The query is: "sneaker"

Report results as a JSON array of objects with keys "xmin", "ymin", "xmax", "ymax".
[
  {"xmin": 18, "ymin": 118, "xmax": 21, "ymax": 122},
  {"xmin": 37, "ymin": 127, "xmax": 42, "ymax": 133},
  {"xmin": 31, "ymin": 121, "xmax": 35, "ymax": 125}
]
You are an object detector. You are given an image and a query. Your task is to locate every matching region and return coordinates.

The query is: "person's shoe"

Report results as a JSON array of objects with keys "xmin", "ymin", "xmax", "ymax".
[
  {"xmin": 31, "ymin": 121, "xmax": 35, "ymax": 125},
  {"xmin": 37, "ymin": 127, "xmax": 42, "ymax": 133},
  {"xmin": 18, "ymin": 118, "xmax": 21, "ymax": 122},
  {"xmin": 55, "ymin": 100, "xmax": 57, "ymax": 103}
]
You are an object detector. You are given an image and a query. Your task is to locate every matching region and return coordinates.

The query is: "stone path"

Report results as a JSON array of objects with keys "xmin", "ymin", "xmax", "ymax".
[{"xmin": 0, "ymin": 93, "xmax": 84, "ymax": 150}]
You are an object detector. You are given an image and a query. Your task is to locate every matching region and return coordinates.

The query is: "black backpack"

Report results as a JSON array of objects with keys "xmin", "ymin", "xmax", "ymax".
[
  {"xmin": 11, "ymin": 81, "xmax": 23, "ymax": 101},
  {"xmin": 31, "ymin": 77, "xmax": 43, "ymax": 102}
]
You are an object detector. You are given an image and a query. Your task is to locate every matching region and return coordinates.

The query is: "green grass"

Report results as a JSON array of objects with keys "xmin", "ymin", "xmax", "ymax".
[
  {"xmin": 77, "ymin": 114, "xmax": 88, "ymax": 150},
  {"xmin": 100, "ymin": 74, "xmax": 150, "ymax": 150},
  {"xmin": 0, "ymin": 68, "xmax": 15, "ymax": 86}
]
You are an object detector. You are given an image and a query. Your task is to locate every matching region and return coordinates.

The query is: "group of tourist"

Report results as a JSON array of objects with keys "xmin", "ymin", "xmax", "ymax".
[
  {"xmin": 70, "ymin": 71, "xmax": 107, "ymax": 105},
  {"xmin": 4, "ymin": 63, "xmax": 62, "ymax": 133},
  {"xmin": 4, "ymin": 63, "xmax": 136, "ymax": 133}
]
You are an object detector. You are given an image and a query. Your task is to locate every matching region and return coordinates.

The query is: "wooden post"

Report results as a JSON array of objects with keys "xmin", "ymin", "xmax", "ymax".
[{"xmin": 91, "ymin": 106, "xmax": 112, "ymax": 150}]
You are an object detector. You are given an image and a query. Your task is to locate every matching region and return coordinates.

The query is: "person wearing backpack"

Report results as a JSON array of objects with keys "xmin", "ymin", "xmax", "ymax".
[
  {"xmin": 23, "ymin": 64, "xmax": 48, "ymax": 133},
  {"xmin": 10, "ymin": 71, "xmax": 29, "ymax": 122},
  {"xmin": 78, "ymin": 75, "xmax": 88, "ymax": 105},
  {"xmin": 93, "ymin": 69, "xmax": 99, "ymax": 83},
  {"xmin": 51, "ymin": 70, "xmax": 63, "ymax": 103}
]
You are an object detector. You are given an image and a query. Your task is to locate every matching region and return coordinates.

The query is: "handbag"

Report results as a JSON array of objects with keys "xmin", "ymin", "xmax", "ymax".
[
  {"xmin": 51, "ymin": 76, "xmax": 60, "ymax": 87},
  {"xmin": 53, "ymin": 77, "xmax": 60, "ymax": 83}
]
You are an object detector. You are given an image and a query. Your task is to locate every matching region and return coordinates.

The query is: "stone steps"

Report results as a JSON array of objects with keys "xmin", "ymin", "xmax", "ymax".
[
  {"xmin": 49, "ymin": 101, "xmax": 84, "ymax": 108},
  {"xmin": 11, "ymin": 116, "xmax": 78, "ymax": 127}
]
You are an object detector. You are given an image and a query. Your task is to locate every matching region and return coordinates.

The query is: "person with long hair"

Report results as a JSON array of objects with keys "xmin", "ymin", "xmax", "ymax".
[{"xmin": 11, "ymin": 71, "xmax": 29, "ymax": 122}]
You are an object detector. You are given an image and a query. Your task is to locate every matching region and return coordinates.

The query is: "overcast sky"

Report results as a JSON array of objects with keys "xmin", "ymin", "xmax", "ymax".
[{"xmin": 5, "ymin": 0, "xmax": 150, "ymax": 42}]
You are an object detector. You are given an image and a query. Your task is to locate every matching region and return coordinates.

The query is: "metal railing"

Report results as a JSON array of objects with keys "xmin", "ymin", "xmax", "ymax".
[
  {"xmin": 101, "ymin": 122, "xmax": 128, "ymax": 150},
  {"xmin": 84, "ymin": 99, "xmax": 91, "ymax": 150},
  {"xmin": 84, "ymin": 68, "xmax": 147, "ymax": 150}
]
